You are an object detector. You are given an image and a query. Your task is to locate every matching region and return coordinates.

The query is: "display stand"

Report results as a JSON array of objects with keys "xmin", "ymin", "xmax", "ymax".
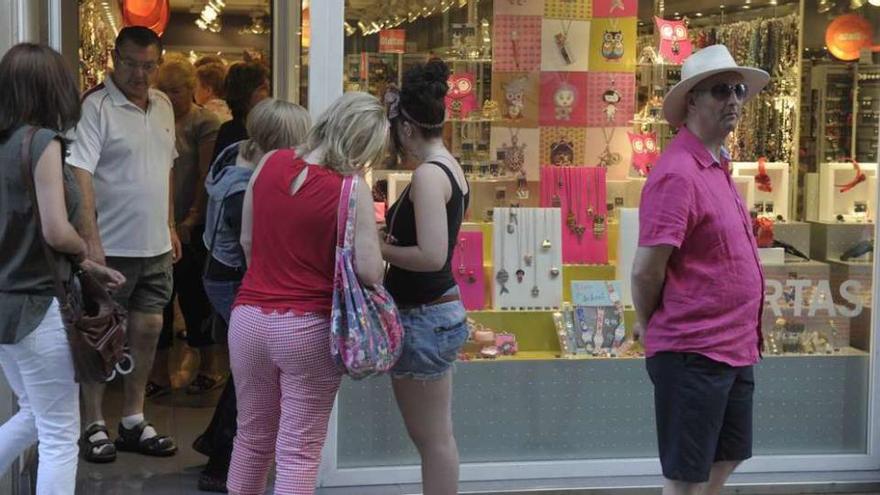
[
  {"xmin": 818, "ymin": 162, "xmax": 878, "ymax": 223},
  {"xmin": 732, "ymin": 161, "xmax": 790, "ymax": 220},
  {"xmin": 616, "ymin": 207, "xmax": 638, "ymax": 307},
  {"xmin": 538, "ymin": 167, "xmax": 608, "ymax": 264},
  {"xmin": 492, "ymin": 207, "xmax": 564, "ymax": 310}
]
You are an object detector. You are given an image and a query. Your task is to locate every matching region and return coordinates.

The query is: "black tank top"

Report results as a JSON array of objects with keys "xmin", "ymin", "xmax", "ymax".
[{"xmin": 384, "ymin": 161, "xmax": 470, "ymax": 306}]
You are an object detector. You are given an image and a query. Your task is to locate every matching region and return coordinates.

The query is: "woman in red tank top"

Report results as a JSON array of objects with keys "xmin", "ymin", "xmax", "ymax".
[{"xmin": 226, "ymin": 92, "xmax": 387, "ymax": 495}]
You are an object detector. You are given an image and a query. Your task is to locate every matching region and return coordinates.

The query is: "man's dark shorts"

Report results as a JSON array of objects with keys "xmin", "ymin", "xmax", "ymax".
[
  {"xmin": 106, "ymin": 252, "xmax": 173, "ymax": 314},
  {"xmin": 646, "ymin": 352, "xmax": 755, "ymax": 483}
]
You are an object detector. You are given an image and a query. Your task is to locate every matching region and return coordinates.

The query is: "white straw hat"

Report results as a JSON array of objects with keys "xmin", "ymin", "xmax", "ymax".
[{"xmin": 662, "ymin": 44, "xmax": 770, "ymax": 128}]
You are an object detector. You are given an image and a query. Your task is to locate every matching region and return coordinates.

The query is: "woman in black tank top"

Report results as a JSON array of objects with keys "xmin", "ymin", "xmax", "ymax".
[{"xmin": 380, "ymin": 60, "xmax": 469, "ymax": 495}]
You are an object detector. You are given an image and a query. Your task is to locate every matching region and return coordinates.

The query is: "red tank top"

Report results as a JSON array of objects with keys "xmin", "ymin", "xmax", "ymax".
[{"xmin": 234, "ymin": 149, "xmax": 342, "ymax": 315}]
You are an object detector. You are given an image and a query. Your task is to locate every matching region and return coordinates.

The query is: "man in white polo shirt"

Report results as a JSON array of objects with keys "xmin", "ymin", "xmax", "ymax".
[{"xmin": 69, "ymin": 26, "xmax": 182, "ymax": 463}]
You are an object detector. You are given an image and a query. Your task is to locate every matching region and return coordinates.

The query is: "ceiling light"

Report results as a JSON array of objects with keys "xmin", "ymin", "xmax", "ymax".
[
  {"xmin": 344, "ymin": 21, "xmax": 356, "ymax": 36},
  {"xmin": 695, "ymin": 12, "xmax": 703, "ymax": 16},
  {"xmin": 869, "ymin": 0, "xmax": 880, "ymax": 6},
  {"xmin": 850, "ymin": 0, "xmax": 866, "ymax": 8},
  {"xmin": 240, "ymin": 10, "xmax": 270, "ymax": 35},
  {"xmin": 742, "ymin": 4, "xmax": 751, "ymax": 8},
  {"xmin": 817, "ymin": 0, "xmax": 834, "ymax": 12}
]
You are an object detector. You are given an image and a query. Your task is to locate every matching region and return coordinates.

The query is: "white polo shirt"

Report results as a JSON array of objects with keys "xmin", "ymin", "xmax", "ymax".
[{"xmin": 68, "ymin": 76, "xmax": 178, "ymax": 258}]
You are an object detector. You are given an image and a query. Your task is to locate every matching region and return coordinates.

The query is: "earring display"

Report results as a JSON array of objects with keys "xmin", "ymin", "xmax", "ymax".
[
  {"xmin": 732, "ymin": 161, "xmax": 790, "ymax": 221},
  {"xmin": 817, "ymin": 161, "xmax": 878, "ymax": 223},
  {"xmin": 539, "ymin": 166, "xmax": 609, "ymax": 264},
  {"xmin": 452, "ymin": 231, "xmax": 486, "ymax": 310},
  {"xmin": 493, "ymin": 207, "xmax": 564, "ymax": 310}
]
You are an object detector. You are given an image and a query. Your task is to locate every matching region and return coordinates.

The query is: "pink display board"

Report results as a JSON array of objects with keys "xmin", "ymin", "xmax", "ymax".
[
  {"xmin": 539, "ymin": 166, "xmax": 608, "ymax": 264},
  {"xmin": 452, "ymin": 231, "xmax": 486, "ymax": 310},
  {"xmin": 493, "ymin": 15, "xmax": 543, "ymax": 72}
]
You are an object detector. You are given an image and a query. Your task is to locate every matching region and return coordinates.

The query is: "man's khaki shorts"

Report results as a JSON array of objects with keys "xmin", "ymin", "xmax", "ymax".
[{"xmin": 106, "ymin": 252, "xmax": 173, "ymax": 314}]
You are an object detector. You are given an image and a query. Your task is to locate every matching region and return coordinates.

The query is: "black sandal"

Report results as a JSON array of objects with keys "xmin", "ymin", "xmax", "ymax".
[
  {"xmin": 114, "ymin": 421, "xmax": 178, "ymax": 457},
  {"xmin": 198, "ymin": 471, "xmax": 228, "ymax": 493},
  {"xmin": 80, "ymin": 423, "xmax": 117, "ymax": 463}
]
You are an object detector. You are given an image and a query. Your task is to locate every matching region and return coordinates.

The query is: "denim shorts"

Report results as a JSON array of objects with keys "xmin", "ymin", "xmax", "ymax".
[{"xmin": 392, "ymin": 291, "xmax": 469, "ymax": 381}]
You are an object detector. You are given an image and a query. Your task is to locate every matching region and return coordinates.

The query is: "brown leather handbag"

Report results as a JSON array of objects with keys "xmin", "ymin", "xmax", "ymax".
[{"xmin": 19, "ymin": 127, "xmax": 129, "ymax": 383}]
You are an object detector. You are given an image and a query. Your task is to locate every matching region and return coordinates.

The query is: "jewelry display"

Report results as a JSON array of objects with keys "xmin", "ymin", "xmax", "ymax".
[
  {"xmin": 499, "ymin": 128, "xmax": 527, "ymax": 175},
  {"xmin": 496, "ymin": 218, "xmax": 510, "ymax": 294},
  {"xmin": 602, "ymin": 78, "xmax": 621, "ymax": 124},
  {"xmin": 493, "ymin": 207, "xmax": 563, "ymax": 310},
  {"xmin": 600, "ymin": 18, "xmax": 624, "ymax": 61},
  {"xmin": 504, "ymin": 76, "xmax": 528, "ymax": 120},
  {"xmin": 453, "ymin": 231, "xmax": 486, "ymax": 310},
  {"xmin": 597, "ymin": 127, "xmax": 621, "ymax": 168},
  {"xmin": 540, "ymin": 167, "xmax": 608, "ymax": 264}
]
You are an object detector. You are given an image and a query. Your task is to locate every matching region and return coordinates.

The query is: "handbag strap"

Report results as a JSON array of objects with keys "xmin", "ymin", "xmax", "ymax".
[
  {"xmin": 336, "ymin": 174, "xmax": 358, "ymax": 250},
  {"xmin": 18, "ymin": 126, "xmax": 68, "ymax": 301}
]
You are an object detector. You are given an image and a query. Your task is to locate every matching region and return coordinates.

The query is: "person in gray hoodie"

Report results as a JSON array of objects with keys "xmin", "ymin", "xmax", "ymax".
[{"xmin": 195, "ymin": 98, "xmax": 310, "ymax": 493}]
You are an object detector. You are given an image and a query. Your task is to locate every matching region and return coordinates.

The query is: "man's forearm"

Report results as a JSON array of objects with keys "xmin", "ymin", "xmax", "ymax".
[
  {"xmin": 631, "ymin": 273, "xmax": 665, "ymax": 329},
  {"xmin": 72, "ymin": 168, "xmax": 103, "ymax": 257}
]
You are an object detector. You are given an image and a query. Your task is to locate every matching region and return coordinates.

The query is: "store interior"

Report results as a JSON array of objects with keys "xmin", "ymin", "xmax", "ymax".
[{"xmin": 61, "ymin": 0, "xmax": 880, "ymax": 491}]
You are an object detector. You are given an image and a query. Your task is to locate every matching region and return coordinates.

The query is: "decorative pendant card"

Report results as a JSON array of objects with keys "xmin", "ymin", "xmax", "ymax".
[
  {"xmin": 452, "ymin": 231, "xmax": 486, "ymax": 310},
  {"xmin": 491, "ymin": 72, "xmax": 540, "ymax": 127},
  {"xmin": 493, "ymin": 15, "xmax": 543, "ymax": 72},
  {"xmin": 492, "ymin": 207, "xmax": 563, "ymax": 310},
  {"xmin": 540, "ymin": 19, "xmax": 590, "ymax": 71},
  {"xmin": 584, "ymin": 72, "xmax": 635, "ymax": 127},
  {"xmin": 588, "ymin": 17, "xmax": 637, "ymax": 72},
  {"xmin": 539, "ymin": 166, "xmax": 608, "ymax": 264},
  {"xmin": 540, "ymin": 127, "xmax": 587, "ymax": 166},
  {"xmin": 490, "ymin": 127, "xmax": 541, "ymax": 180},
  {"xmin": 539, "ymin": 71, "xmax": 589, "ymax": 126}
]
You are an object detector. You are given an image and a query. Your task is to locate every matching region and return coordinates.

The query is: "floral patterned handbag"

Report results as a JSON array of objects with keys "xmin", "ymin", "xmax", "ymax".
[{"xmin": 330, "ymin": 174, "xmax": 404, "ymax": 379}]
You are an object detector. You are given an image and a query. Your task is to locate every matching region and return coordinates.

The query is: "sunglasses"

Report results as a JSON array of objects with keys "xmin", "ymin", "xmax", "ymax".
[{"xmin": 693, "ymin": 83, "xmax": 749, "ymax": 101}]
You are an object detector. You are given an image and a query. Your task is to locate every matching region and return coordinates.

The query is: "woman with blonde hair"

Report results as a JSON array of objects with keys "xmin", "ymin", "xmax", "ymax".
[
  {"xmin": 150, "ymin": 57, "xmax": 223, "ymax": 398},
  {"xmin": 194, "ymin": 97, "xmax": 310, "ymax": 492},
  {"xmin": 226, "ymin": 92, "xmax": 386, "ymax": 494}
]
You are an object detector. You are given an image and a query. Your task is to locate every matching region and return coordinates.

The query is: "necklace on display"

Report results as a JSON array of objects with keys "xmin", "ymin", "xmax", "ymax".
[
  {"xmin": 524, "ymin": 207, "xmax": 534, "ymax": 267},
  {"xmin": 566, "ymin": 168, "xmax": 585, "ymax": 241},
  {"xmin": 531, "ymin": 209, "xmax": 540, "ymax": 297},
  {"xmin": 496, "ymin": 211, "xmax": 510, "ymax": 295},
  {"xmin": 549, "ymin": 209, "xmax": 560, "ymax": 279},
  {"xmin": 574, "ymin": 169, "xmax": 586, "ymax": 244},
  {"xmin": 458, "ymin": 236, "xmax": 476, "ymax": 283},
  {"xmin": 603, "ymin": 77, "xmax": 622, "ymax": 124},
  {"xmin": 507, "ymin": 208, "xmax": 518, "ymax": 234},
  {"xmin": 511, "ymin": 29, "xmax": 521, "ymax": 70},
  {"xmin": 554, "ymin": 73, "xmax": 576, "ymax": 122},
  {"xmin": 551, "ymin": 168, "xmax": 563, "ymax": 208},
  {"xmin": 541, "ymin": 208, "xmax": 552, "ymax": 250},
  {"xmin": 609, "ymin": 0, "xmax": 625, "ymax": 13},
  {"xmin": 598, "ymin": 127, "xmax": 621, "ymax": 168},
  {"xmin": 555, "ymin": 20, "xmax": 574, "ymax": 65},
  {"xmin": 502, "ymin": 127, "xmax": 526, "ymax": 175},
  {"xmin": 515, "ymin": 208, "xmax": 525, "ymax": 283},
  {"xmin": 590, "ymin": 169, "xmax": 606, "ymax": 238}
]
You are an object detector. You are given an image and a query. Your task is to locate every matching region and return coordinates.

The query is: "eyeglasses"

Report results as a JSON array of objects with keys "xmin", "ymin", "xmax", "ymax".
[
  {"xmin": 114, "ymin": 51, "xmax": 159, "ymax": 73},
  {"xmin": 693, "ymin": 83, "xmax": 749, "ymax": 102}
]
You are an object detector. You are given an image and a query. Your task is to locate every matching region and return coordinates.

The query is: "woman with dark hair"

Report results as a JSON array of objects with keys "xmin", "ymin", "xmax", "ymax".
[
  {"xmin": 211, "ymin": 62, "xmax": 270, "ymax": 161},
  {"xmin": 0, "ymin": 43, "xmax": 124, "ymax": 494},
  {"xmin": 381, "ymin": 59, "xmax": 470, "ymax": 495}
]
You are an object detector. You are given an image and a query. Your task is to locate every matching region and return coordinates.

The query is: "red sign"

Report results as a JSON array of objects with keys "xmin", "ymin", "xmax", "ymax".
[{"xmin": 379, "ymin": 29, "xmax": 406, "ymax": 54}]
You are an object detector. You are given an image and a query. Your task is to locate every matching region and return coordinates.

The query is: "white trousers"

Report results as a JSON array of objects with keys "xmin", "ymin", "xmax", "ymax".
[{"xmin": 0, "ymin": 300, "xmax": 79, "ymax": 495}]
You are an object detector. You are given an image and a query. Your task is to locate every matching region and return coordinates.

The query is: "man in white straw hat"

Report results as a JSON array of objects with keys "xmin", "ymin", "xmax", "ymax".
[{"xmin": 631, "ymin": 44, "xmax": 769, "ymax": 495}]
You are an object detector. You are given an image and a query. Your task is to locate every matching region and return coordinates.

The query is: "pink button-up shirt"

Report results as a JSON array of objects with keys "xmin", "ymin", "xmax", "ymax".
[{"xmin": 638, "ymin": 126, "xmax": 763, "ymax": 367}]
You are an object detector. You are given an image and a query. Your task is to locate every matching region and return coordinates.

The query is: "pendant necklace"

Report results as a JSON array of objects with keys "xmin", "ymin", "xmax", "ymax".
[
  {"xmin": 566, "ymin": 169, "xmax": 585, "ymax": 240},
  {"xmin": 598, "ymin": 127, "xmax": 620, "ymax": 168},
  {"xmin": 515, "ymin": 208, "xmax": 525, "ymax": 283},
  {"xmin": 507, "ymin": 208, "xmax": 518, "ymax": 234},
  {"xmin": 609, "ymin": 0, "xmax": 625, "ymax": 13},
  {"xmin": 552, "ymin": 168, "xmax": 563, "ymax": 207},
  {"xmin": 516, "ymin": 172, "xmax": 530, "ymax": 200},
  {"xmin": 496, "ymin": 211, "xmax": 510, "ymax": 294},
  {"xmin": 573, "ymin": 170, "xmax": 586, "ymax": 244},
  {"xmin": 510, "ymin": 29, "xmax": 521, "ymax": 70},
  {"xmin": 590, "ymin": 170, "xmax": 606, "ymax": 238},
  {"xmin": 501, "ymin": 127, "xmax": 526, "ymax": 175},
  {"xmin": 554, "ymin": 73, "xmax": 576, "ymax": 122},
  {"xmin": 458, "ymin": 236, "xmax": 476, "ymax": 283},
  {"xmin": 602, "ymin": 77, "xmax": 622, "ymax": 124},
  {"xmin": 541, "ymin": 208, "xmax": 552, "ymax": 250},
  {"xmin": 531, "ymin": 209, "xmax": 540, "ymax": 297},
  {"xmin": 601, "ymin": 18, "xmax": 625, "ymax": 62},
  {"xmin": 549, "ymin": 209, "xmax": 561, "ymax": 279},
  {"xmin": 523, "ymin": 207, "xmax": 534, "ymax": 267},
  {"xmin": 555, "ymin": 20, "xmax": 574, "ymax": 65}
]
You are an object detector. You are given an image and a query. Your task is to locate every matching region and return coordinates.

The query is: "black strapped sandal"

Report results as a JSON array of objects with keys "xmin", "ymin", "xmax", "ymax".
[
  {"xmin": 114, "ymin": 421, "xmax": 178, "ymax": 457},
  {"xmin": 80, "ymin": 423, "xmax": 117, "ymax": 463}
]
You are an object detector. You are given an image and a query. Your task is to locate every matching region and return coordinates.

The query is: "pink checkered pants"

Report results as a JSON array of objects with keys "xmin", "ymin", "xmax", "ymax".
[{"xmin": 227, "ymin": 305, "xmax": 343, "ymax": 495}]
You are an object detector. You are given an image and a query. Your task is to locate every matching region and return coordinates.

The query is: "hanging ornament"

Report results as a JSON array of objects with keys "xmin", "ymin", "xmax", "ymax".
[
  {"xmin": 628, "ymin": 131, "xmax": 659, "ymax": 176},
  {"xmin": 555, "ymin": 20, "xmax": 574, "ymax": 65},
  {"xmin": 554, "ymin": 81, "xmax": 577, "ymax": 121},
  {"xmin": 655, "ymin": 17, "xmax": 692, "ymax": 64},
  {"xmin": 122, "ymin": 0, "xmax": 170, "ymax": 36},
  {"xmin": 550, "ymin": 140, "xmax": 575, "ymax": 166},
  {"xmin": 500, "ymin": 130, "xmax": 527, "ymax": 175},
  {"xmin": 602, "ymin": 87, "xmax": 622, "ymax": 124},
  {"xmin": 601, "ymin": 24, "xmax": 625, "ymax": 61},
  {"xmin": 755, "ymin": 157, "xmax": 773, "ymax": 193},
  {"xmin": 503, "ymin": 76, "xmax": 528, "ymax": 120},
  {"xmin": 445, "ymin": 73, "xmax": 477, "ymax": 119}
]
